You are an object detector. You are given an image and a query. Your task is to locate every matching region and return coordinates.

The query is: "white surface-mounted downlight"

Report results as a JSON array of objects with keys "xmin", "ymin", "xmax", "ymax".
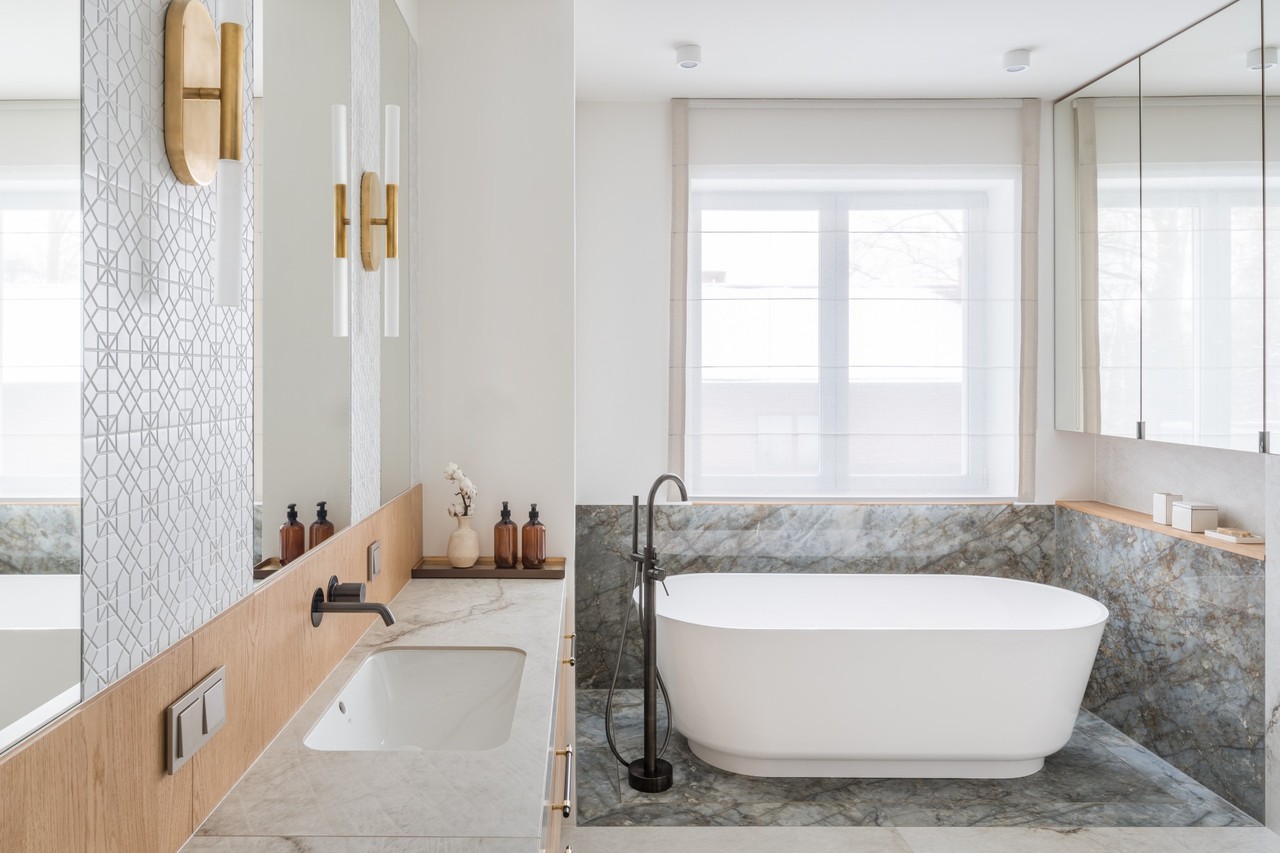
[
  {"xmin": 1003, "ymin": 49, "xmax": 1031, "ymax": 73},
  {"xmin": 1248, "ymin": 47, "xmax": 1278, "ymax": 70},
  {"xmin": 676, "ymin": 44, "xmax": 701, "ymax": 69}
]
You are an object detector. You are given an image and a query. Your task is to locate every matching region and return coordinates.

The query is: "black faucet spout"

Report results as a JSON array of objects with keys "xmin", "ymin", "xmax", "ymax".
[{"xmin": 310, "ymin": 576, "xmax": 396, "ymax": 628}]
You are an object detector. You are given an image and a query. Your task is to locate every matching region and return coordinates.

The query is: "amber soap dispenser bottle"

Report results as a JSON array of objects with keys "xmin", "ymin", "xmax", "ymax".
[
  {"xmin": 280, "ymin": 503, "xmax": 305, "ymax": 565},
  {"xmin": 521, "ymin": 503, "xmax": 546, "ymax": 569},
  {"xmin": 310, "ymin": 501, "xmax": 335, "ymax": 550},
  {"xmin": 494, "ymin": 501, "xmax": 518, "ymax": 568}
]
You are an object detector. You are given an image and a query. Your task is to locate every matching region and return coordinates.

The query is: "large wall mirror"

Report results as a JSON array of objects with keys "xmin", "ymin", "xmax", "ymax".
[
  {"xmin": 1056, "ymin": 0, "xmax": 1268, "ymax": 452},
  {"xmin": 257, "ymin": 0, "xmax": 354, "ymax": 570},
  {"xmin": 0, "ymin": 0, "xmax": 83, "ymax": 752},
  {"xmin": 381, "ymin": 0, "xmax": 414, "ymax": 504}
]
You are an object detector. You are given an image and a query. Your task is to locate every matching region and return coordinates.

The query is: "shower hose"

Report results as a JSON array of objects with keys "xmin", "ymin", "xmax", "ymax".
[{"xmin": 604, "ymin": 559, "xmax": 673, "ymax": 766}]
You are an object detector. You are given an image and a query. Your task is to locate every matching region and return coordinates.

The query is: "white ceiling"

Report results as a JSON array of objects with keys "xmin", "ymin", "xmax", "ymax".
[
  {"xmin": 575, "ymin": 0, "xmax": 1237, "ymax": 102},
  {"xmin": 0, "ymin": 0, "xmax": 79, "ymax": 101}
]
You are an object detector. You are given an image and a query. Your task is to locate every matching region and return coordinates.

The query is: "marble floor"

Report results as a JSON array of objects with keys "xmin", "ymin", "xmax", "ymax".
[{"xmin": 576, "ymin": 689, "xmax": 1258, "ymax": 830}]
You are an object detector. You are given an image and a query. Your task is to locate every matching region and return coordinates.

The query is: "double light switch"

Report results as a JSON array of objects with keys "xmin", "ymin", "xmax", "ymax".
[{"xmin": 166, "ymin": 666, "xmax": 228, "ymax": 774}]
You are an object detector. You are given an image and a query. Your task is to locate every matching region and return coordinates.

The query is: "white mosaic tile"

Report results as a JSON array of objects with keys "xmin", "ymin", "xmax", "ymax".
[{"xmin": 82, "ymin": 0, "xmax": 255, "ymax": 695}]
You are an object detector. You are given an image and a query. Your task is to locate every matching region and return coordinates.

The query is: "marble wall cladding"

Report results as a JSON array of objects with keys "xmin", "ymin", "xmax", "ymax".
[
  {"xmin": 574, "ymin": 503, "xmax": 1056, "ymax": 691},
  {"xmin": 82, "ymin": 0, "xmax": 255, "ymax": 695},
  {"xmin": 1053, "ymin": 506, "xmax": 1264, "ymax": 820},
  {"xmin": 0, "ymin": 505, "xmax": 80, "ymax": 574}
]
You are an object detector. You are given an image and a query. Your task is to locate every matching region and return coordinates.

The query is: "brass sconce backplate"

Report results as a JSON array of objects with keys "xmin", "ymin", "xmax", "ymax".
[
  {"xmin": 361, "ymin": 172, "xmax": 387, "ymax": 271},
  {"xmin": 164, "ymin": 0, "xmax": 220, "ymax": 186}
]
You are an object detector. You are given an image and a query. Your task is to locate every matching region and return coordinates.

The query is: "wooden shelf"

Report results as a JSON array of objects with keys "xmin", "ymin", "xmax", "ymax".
[
  {"xmin": 411, "ymin": 556, "xmax": 566, "ymax": 580},
  {"xmin": 1056, "ymin": 500, "xmax": 1265, "ymax": 561},
  {"xmin": 251, "ymin": 557, "xmax": 283, "ymax": 580}
]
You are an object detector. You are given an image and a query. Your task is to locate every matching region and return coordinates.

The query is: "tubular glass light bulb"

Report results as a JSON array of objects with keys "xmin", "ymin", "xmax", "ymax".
[
  {"xmin": 332, "ymin": 104, "xmax": 350, "ymax": 337},
  {"xmin": 333, "ymin": 258, "xmax": 350, "ymax": 337},
  {"xmin": 385, "ymin": 105, "xmax": 400, "ymax": 185},
  {"xmin": 221, "ymin": 0, "xmax": 245, "ymax": 25},
  {"xmin": 332, "ymin": 105, "xmax": 348, "ymax": 183},
  {"xmin": 213, "ymin": 158, "xmax": 244, "ymax": 307}
]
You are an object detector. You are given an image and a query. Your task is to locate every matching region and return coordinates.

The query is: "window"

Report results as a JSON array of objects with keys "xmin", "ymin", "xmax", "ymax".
[
  {"xmin": 684, "ymin": 172, "xmax": 1021, "ymax": 499},
  {"xmin": 0, "ymin": 168, "xmax": 80, "ymax": 499}
]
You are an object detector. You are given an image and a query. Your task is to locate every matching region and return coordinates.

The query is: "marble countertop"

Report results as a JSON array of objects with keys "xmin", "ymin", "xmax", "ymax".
[{"xmin": 185, "ymin": 576, "xmax": 567, "ymax": 851}]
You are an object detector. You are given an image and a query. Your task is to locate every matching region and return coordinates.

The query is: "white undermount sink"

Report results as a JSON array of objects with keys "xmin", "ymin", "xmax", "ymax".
[{"xmin": 304, "ymin": 647, "xmax": 526, "ymax": 752}]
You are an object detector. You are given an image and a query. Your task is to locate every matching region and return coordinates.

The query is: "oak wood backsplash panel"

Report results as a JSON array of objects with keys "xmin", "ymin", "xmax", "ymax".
[
  {"xmin": 191, "ymin": 484, "xmax": 422, "ymax": 825},
  {"xmin": 0, "ymin": 485, "xmax": 423, "ymax": 853}
]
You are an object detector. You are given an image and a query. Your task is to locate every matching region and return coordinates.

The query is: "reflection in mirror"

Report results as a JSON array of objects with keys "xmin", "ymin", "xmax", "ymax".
[
  {"xmin": 257, "ymin": 0, "xmax": 353, "ymax": 573},
  {"xmin": 1140, "ymin": 0, "xmax": 1263, "ymax": 450},
  {"xmin": 1054, "ymin": 60, "xmax": 1142, "ymax": 436},
  {"xmin": 1266, "ymin": 0, "xmax": 1280, "ymax": 445},
  {"xmin": 381, "ymin": 0, "xmax": 413, "ymax": 504},
  {"xmin": 0, "ymin": 0, "xmax": 83, "ymax": 751}
]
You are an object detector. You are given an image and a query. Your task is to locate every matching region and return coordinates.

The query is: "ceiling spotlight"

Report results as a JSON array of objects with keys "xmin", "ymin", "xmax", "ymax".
[
  {"xmin": 1003, "ymin": 49, "xmax": 1031, "ymax": 73},
  {"xmin": 676, "ymin": 44, "xmax": 702, "ymax": 69},
  {"xmin": 1248, "ymin": 46, "xmax": 1278, "ymax": 70}
]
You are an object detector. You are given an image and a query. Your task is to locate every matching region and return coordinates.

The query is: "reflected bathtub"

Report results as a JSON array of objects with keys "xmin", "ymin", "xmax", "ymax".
[
  {"xmin": 653, "ymin": 573, "xmax": 1108, "ymax": 779},
  {"xmin": 0, "ymin": 574, "xmax": 81, "ymax": 749}
]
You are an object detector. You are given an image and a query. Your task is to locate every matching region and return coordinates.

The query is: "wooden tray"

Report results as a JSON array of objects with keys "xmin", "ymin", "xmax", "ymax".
[
  {"xmin": 411, "ymin": 556, "xmax": 566, "ymax": 580},
  {"xmin": 252, "ymin": 556, "xmax": 283, "ymax": 580}
]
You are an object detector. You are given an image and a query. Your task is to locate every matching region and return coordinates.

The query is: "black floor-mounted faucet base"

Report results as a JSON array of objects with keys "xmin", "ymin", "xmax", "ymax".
[{"xmin": 628, "ymin": 757, "xmax": 673, "ymax": 793}]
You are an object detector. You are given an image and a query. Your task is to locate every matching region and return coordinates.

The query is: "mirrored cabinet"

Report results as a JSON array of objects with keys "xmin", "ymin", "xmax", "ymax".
[{"xmin": 1056, "ymin": 0, "xmax": 1276, "ymax": 452}]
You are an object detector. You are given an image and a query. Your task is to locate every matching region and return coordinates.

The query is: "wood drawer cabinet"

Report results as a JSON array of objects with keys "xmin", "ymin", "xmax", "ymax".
[{"xmin": 542, "ymin": 587, "xmax": 575, "ymax": 853}]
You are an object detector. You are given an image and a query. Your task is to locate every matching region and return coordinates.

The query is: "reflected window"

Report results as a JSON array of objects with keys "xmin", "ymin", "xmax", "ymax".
[{"xmin": 0, "ymin": 167, "xmax": 80, "ymax": 498}]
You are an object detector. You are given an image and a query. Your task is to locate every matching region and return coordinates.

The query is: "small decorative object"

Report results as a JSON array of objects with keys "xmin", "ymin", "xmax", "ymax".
[
  {"xmin": 1205, "ymin": 527, "xmax": 1264, "ymax": 545},
  {"xmin": 1171, "ymin": 501, "xmax": 1218, "ymax": 534},
  {"xmin": 1152, "ymin": 492, "xmax": 1183, "ymax": 525},
  {"xmin": 443, "ymin": 463, "xmax": 480, "ymax": 568}
]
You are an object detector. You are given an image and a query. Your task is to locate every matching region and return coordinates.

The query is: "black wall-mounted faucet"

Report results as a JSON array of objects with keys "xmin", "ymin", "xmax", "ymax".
[{"xmin": 310, "ymin": 575, "xmax": 396, "ymax": 627}]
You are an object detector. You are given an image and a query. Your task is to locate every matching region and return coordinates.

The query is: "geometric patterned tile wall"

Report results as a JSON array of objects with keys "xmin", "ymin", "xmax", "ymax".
[{"xmin": 81, "ymin": 0, "xmax": 255, "ymax": 696}]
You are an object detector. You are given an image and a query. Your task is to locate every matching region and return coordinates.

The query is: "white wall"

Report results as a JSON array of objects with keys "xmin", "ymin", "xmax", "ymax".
[
  {"xmin": 1093, "ymin": 436, "xmax": 1265, "ymax": 532},
  {"xmin": 575, "ymin": 102, "xmax": 672, "ymax": 504},
  {"xmin": 417, "ymin": 0, "xmax": 575, "ymax": 556},
  {"xmin": 575, "ymin": 99, "xmax": 1096, "ymax": 506}
]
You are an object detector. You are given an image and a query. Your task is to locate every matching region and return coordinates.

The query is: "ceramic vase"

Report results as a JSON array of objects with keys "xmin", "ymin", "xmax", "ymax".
[{"xmin": 448, "ymin": 515, "xmax": 480, "ymax": 568}]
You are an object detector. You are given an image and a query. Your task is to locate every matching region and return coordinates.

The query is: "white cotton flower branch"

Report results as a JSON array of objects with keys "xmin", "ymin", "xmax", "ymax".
[{"xmin": 442, "ymin": 463, "xmax": 477, "ymax": 517}]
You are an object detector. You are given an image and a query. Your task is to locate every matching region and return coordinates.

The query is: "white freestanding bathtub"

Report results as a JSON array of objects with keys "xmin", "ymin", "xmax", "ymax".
[{"xmin": 652, "ymin": 573, "xmax": 1108, "ymax": 779}]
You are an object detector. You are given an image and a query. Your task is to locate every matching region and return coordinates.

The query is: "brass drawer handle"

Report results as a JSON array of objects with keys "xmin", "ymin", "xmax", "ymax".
[
  {"xmin": 551, "ymin": 744, "xmax": 573, "ymax": 818},
  {"xmin": 563, "ymin": 632, "xmax": 576, "ymax": 667}
]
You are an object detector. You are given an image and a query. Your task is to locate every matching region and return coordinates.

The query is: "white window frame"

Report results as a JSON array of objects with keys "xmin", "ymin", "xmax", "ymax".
[{"xmin": 686, "ymin": 181, "xmax": 1014, "ymax": 500}]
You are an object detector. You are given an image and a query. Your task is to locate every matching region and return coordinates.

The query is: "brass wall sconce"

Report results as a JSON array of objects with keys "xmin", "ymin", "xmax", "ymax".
[
  {"xmin": 333, "ymin": 105, "xmax": 351, "ymax": 338},
  {"xmin": 362, "ymin": 106, "xmax": 401, "ymax": 337},
  {"xmin": 163, "ymin": 0, "xmax": 248, "ymax": 308},
  {"xmin": 330, "ymin": 105, "xmax": 400, "ymax": 339}
]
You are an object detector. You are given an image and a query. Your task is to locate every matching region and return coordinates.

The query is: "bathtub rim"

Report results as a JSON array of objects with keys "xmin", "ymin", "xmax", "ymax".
[{"xmin": 642, "ymin": 572, "xmax": 1110, "ymax": 633}]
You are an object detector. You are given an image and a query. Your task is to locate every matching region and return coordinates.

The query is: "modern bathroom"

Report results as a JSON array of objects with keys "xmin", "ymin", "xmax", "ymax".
[{"xmin": 4, "ymin": 0, "xmax": 1280, "ymax": 851}]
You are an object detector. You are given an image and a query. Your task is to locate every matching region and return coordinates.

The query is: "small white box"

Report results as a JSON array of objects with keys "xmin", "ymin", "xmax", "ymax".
[
  {"xmin": 1152, "ymin": 492, "xmax": 1183, "ymax": 525},
  {"xmin": 1171, "ymin": 502, "xmax": 1218, "ymax": 534}
]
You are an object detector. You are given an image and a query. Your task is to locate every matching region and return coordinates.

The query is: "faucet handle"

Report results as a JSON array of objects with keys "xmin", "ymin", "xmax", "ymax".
[
  {"xmin": 327, "ymin": 576, "xmax": 366, "ymax": 603},
  {"xmin": 646, "ymin": 564, "xmax": 670, "ymax": 596}
]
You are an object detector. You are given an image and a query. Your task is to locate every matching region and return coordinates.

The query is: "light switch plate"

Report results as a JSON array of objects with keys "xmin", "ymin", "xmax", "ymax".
[
  {"xmin": 368, "ymin": 540, "xmax": 381, "ymax": 581},
  {"xmin": 166, "ymin": 666, "xmax": 227, "ymax": 774}
]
